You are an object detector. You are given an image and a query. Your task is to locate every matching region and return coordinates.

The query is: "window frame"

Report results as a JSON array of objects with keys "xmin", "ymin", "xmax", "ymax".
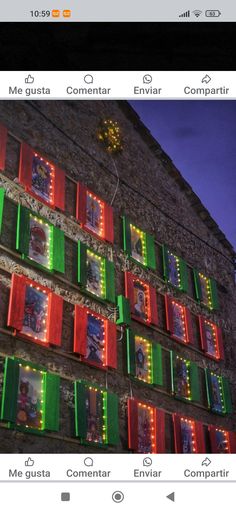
[{"xmin": 124, "ymin": 271, "xmax": 158, "ymax": 327}]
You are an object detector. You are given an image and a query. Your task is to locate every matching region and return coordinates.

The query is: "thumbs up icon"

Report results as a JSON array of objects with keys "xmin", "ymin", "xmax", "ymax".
[{"xmin": 25, "ymin": 457, "xmax": 35, "ymax": 467}]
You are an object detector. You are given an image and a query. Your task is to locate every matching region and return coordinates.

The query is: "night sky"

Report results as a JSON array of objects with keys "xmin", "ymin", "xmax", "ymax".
[{"xmin": 130, "ymin": 101, "xmax": 236, "ymax": 250}]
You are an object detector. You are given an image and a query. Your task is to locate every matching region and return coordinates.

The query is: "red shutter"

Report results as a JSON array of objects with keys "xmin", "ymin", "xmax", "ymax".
[
  {"xmin": 165, "ymin": 295, "xmax": 174, "ymax": 334},
  {"xmin": 74, "ymin": 305, "xmax": 88, "ymax": 356},
  {"xmin": 149, "ymin": 285, "xmax": 158, "ymax": 326},
  {"xmin": 105, "ymin": 319, "xmax": 117, "ymax": 369},
  {"xmin": 47, "ymin": 292, "xmax": 63, "ymax": 346},
  {"xmin": 54, "ymin": 166, "xmax": 65, "ymax": 210},
  {"xmin": 104, "ymin": 203, "xmax": 114, "ymax": 244},
  {"xmin": 199, "ymin": 316, "xmax": 208, "ymax": 351},
  {"xmin": 195, "ymin": 421, "xmax": 205, "ymax": 453},
  {"xmin": 228, "ymin": 431, "xmax": 236, "ymax": 453},
  {"xmin": 173, "ymin": 414, "xmax": 182, "ymax": 453},
  {"xmin": 128, "ymin": 398, "xmax": 139, "ymax": 452},
  {"xmin": 216, "ymin": 326, "xmax": 224, "ymax": 360},
  {"xmin": 208, "ymin": 426, "xmax": 218, "ymax": 453},
  {"xmin": 7, "ymin": 274, "xmax": 26, "ymax": 331},
  {"xmin": 125, "ymin": 272, "xmax": 135, "ymax": 314},
  {"xmin": 76, "ymin": 182, "xmax": 87, "ymax": 225},
  {"xmin": 155, "ymin": 408, "xmax": 165, "ymax": 453},
  {"xmin": 19, "ymin": 142, "xmax": 34, "ymax": 189},
  {"xmin": 185, "ymin": 307, "xmax": 194, "ymax": 345},
  {"xmin": 0, "ymin": 123, "xmax": 7, "ymax": 171}
]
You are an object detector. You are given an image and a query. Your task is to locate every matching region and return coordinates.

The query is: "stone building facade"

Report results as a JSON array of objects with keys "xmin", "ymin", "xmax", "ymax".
[{"xmin": 0, "ymin": 100, "xmax": 235, "ymax": 453}]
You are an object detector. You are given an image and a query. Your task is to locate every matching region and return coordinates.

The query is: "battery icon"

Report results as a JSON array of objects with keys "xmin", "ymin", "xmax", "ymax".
[{"xmin": 205, "ymin": 10, "xmax": 221, "ymax": 17}]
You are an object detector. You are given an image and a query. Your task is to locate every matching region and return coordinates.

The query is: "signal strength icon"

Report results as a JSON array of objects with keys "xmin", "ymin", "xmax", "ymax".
[
  {"xmin": 179, "ymin": 10, "xmax": 190, "ymax": 17},
  {"xmin": 192, "ymin": 9, "xmax": 202, "ymax": 17}
]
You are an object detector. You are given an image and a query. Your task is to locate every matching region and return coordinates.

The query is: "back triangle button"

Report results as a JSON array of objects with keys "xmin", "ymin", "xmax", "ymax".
[{"xmin": 166, "ymin": 492, "xmax": 175, "ymax": 502}]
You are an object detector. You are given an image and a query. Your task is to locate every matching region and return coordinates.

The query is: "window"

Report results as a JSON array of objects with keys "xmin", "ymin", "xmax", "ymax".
[
  {"xmin": 0, "ymin": 187, "xmax": 5, "ymax": 233},
  {"xmin": 18, "ymin": 142, "xmax": 65, "ymax": 210},
  {"xmin": 128, "ymin": 398, "xmax": 165, "ymax": 453},
  {"xmin": 208, "ymin": 426, "xmax": 236, "ymax": 453},
  {"xmin": 126, "ymin": 329, "xmax": 163, "ymax": 385},
  {"xmin": 74, "ymin": 306, "xmax": 117, "ymax": 369},
  {"xmin": 173, "ymin": 414, "xmax": 205, "ymax": 453},
  {"xmin": 74, "ymin": 381, "xmax": 119, "ymax": 446},
  {"xmin": 122, "ymin": 216, "xmax": 156, "ymax": 269},
  {"xmin": 0, "ymin": 357, "xmax": 60, "ymax": 433},
  {"xmin": 125, "ymin": 272, "xmax": 158, "ymax": 327},
  {"xmin": 7, "ymin": 273, "xmax": 63, "ymax": 347},
  {"xmin": 0, "ymin": 123, "xmax": 7, "ymax": 171},
  {"xmin": 193, "ymin": 270, "xmax": 219, "ymax": 310},
  {"xmin": 205, "ymin": 369, "xmax": 232, "ymax": 415},
  {"xmin": 77, "ymin": 182, "xmax": 114, "ymax": 243},
  {"xmin": 199, "ymin": 316, "xmax": 224, "ymax": 360},
  {"xmin": 162, "ymin": 245, "xmax": 188, "ymax": 292},
  {"xmin": 16, "ymin": 205, "xmax": 65, "ymax": 273},
  {"xmin": 78, "ymin": 241, "xmax": 115, "ymax": 303},
  {"xmin": 170, "ymin": 352, "xmax": 200, "ymax": 403},
  {"xmin": 165, "ymin": 295, "xmax": 193, "ymax": 344}
]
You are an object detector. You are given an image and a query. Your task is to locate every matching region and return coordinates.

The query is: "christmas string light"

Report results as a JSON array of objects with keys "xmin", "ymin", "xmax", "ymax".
[
  {"xmin": 171, "ymin": 300, "xmax": 187, "ymax": 342},
  {"xmin": 86, "ymin": 250, "xmax": 106, "ymax": 299},
  {"xmin": 97, "ymin": 119, "xmax": 123, "ymax": 153},
  {"xmin": 137, "ymin": 402, "xmax": 156, "ymax": 453},
  {"xmin": 210, "ymin": 372, "xmax": 225, "ymax": 412},
  {"xmin": 34, "ymin": 153, "xmax": 55, "ymax": 205},
  {"xmin": 24, "ymin": 284, "xmax": 49, "ymax": 343},
  {"xmin": 18, "ymin": 363, "xmax": 45, "ymax": 431},
  {"xmin": 199, "ymin": 273, "xmax": 213, "ymax": 309},
  {"xmin": 180, "ymin": 417, "xmax": 196, "ymax": 453},
  {"xmin": 86, "ymin": 310, "xmax": 105, "ymax": 367},
  {"xmin": 168, "ymin": 250, "xmax": 181, "ymax": 289},
  {"xmin": 130, "ymin": 224, "xmax": 147, "ymax": 265},
  {"xmin": 86, "ymin": 191, "xmax": 105, "ymax": 238},
  {"xmin": 135, "ymin": 335, "xmax": 152, "ymax": 384},
  {"xmin": 176, "ymin": 355, "xmax": 191, "ymax": 400},
  {"xmin": 215, "ymin": 428, "xmax": 229, "ymax": 452},
  {"xmin": 29, "ymin": 214, "xmax": 52, "ymax": 270},
  {"xmin": 204, "ymin": 319, "xmax": 219, "ymax": 359}
]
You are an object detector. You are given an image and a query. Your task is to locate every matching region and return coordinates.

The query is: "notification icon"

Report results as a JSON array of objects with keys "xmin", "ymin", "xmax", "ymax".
[
  {"xmin": 63, "ymin": 10, "xmax": 71, "ymax": 17},
  {"xmin": 52, "ymin": 9, "xmax": 60, "ymax": 17}
]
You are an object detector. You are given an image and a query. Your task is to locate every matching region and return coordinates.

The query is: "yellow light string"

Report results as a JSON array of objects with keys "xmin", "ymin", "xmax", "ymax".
[
  {"xmin": 171, "ymin": 300, "xmax": 187, "ymax": 342},
  {"xmin": 34, "ymin": 153, "xmax": 55, "ymax": 205},
  {"xmin": 130, "ymin": 224, "xmax": 147, "ymax": 265},
  {"xmin": 168, "ymin": 250, "xmax": 181, "ymax": 288},
  {"xmin": 86, "ymin": 191, "xmax": 105, "ymax": 238},
  {"xmin": 204, "ymin": 319, "xmax": 219, "ymax": 358},
  {"xmin": 97, "ymin": 119, "xmax": 123, "ymax": 153},
  {"xmin": 86, "ymin": 310, "xmax": 105, "ymax": 367},
  {"xmin": 199, "ymin": 273, "xmax": 212, "ymax": 308},
  {"xmin": 135, "ymin": 335, "xmax": 152, "ymax": 384},
  {"xmin": 215, "ymin": 428, "xmax": 229, "ymax": 452},
  {"xmin": 29, "ymin": 214, "xmax": 51, "ymax": 270},
  {"xmin": 181, "ymin": 417, "xmax": 196, "ymax": 452},
  {"xmin": 86, "ymin": 250, "xmax": 106, "ymax": 299},
  {"xmin": 176, "ymin": 355, "xmax": 191, "ymax": 399},
  {"xmin": 138, "ymin": 402, "xmax": 156, "ymax": 453}
]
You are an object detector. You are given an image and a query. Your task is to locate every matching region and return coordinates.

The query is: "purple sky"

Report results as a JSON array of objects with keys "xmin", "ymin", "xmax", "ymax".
[{"xmin": 130, "ymin": 101, "xmax": 236, "ymax": 250}]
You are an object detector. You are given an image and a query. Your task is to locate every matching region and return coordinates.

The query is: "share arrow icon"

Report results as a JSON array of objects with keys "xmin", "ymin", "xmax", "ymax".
[{"xmin": 166, "ymin": 492, "xmax": 175, "ymax": 502}]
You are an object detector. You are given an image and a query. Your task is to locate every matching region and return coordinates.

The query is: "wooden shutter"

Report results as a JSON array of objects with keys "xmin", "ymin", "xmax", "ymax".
[
  {"xmin": 104, "ymin": 203, "xmax": 114, "ymax": 243},
  {"xmin": 185, "ymin": 307, "xmax": 194, "ymax": 344},
  {"xmin": 222, "ymin": 377, "xmax": 232, "ymax": 414},
  {"xmin": 76, "ymin": 182, "xmax": 87, "ymax": 224},
  {"xmin": 193, "ymin": 269, "xmax": 202, "ymax": 301},
  {"xmin": 104, "ymin": 392, "xmax": 119, "ymax": 445},
  {"xmin": 106, "ymin": 319, "xmax": 117, "ymax": 369},
  {"xmin": 195, "ymin": 421, "xmax": 205, "ymax": 453},
  {"xmin": 116, "ymin": 295, "xmax": 131, "ymax": 325},
  {"xmin": 74, "ymin": 381, "xmax": 87, "ymax": 439},
  {"xmin": 155, "ymin": 408, "xmax": 165, "ymax": 453},
  {"xmin": 47, "ymin": 292, "xmax": 63, "ymax": 346},
  {"xmin": 7, "ymin": 274, "xmax": 26, "ymax": 331},
  {"xmin": 145, "ymin": 233, "xmax": 156, "ymax": 270},
  {"xmin": 205, "ymin": 369, "xmax": 214, "ymax": 409},
  {"xmin": 125, "ymin": 272, "xmax": 135, "ymax": 314},
  {"xmin": 0, "ymin": 357, "xmax": 19, "ymax": 422},
  {"xmin": 190, "ymin": 362, "xmax": 200, "ymax": 402},
  {"xmin": 122, "ymin": 216, "xmax": 132, "ymax": 255},
  {"xmin": 210, "ymin": 278, "xmax": 219, "ymax": 310},
  {"xmin": 126, "ymin": 329, "xmax": 136, "ymax": 376},
  {"xmin": 149, "ymin": 285, "xmax": 158, "ymax": 326},
  {"xmin": 74, "ymin": 305, "xmax": 88, "ymax": 356},
  {"xmin": 199, "ymin": 316, "xmax": 208, "ymax": 351},
  {"xmin": 170, "ymin": 351, "xmax": 176, "ymax": 394},
  {"xmin": 208, "ymin": 426, "xmax": 218, "ymax": 453},
  {"xmin": 128, "ymin": 398, "xmax": 139, "ymax": 452},
  {"xmin": 16, "ymin": 205, "xmax": 30, "ymax": 255},
  {"xmin": 0, "ymin": 188, "xmax": 5, "ymax": 233},
  {"xmin": 0, "ymin": 123, "xmax": 7, "ymax": 171},
  {"xmin": 152, "ymin": 343, "xmax": 163, "ymax": 386},
  {"xmin": 216, "ymin": 326, "xmax": 224, "ymax": 360},
  {"xmin": 19, "ymin": 142, "xmax": 34, "ymax": 189},
  {"xmin": 165, "ymin": 295, "xmax": 174, "ymax": 334},
  {"xmin": 43, "ymin": 372, "xmax": 60, "ymax": 431},
  {"xmin": 179, "ymin": 258, "xmax": 188, "ymax": 293},
  {"xmin": 52, "ymin": 225, "xmax": 65, "ymax": 273},
  {"xmin": 228, "ymin": 431, "xmax": 236, "ymax": 453},
  {"xmin": 162, "ymin": 245, "xmax": 170, "ymax": 281},
  {"xmin": 54, "ymin": 166, "xmax": 65, "ymax": 211},
  {"xmin": 173, "ymin": 414, "xmax": 183, "ymax": 453},
  {"xmin": 105, "ymin": 259, "xmax": 115, "ymax": 303},
  {"xmin": 78, "ymin": 241, "xmax": 87, "ymax": 287}
]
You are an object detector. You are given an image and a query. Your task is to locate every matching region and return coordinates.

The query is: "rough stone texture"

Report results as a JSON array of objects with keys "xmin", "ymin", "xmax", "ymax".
[{"xmin": 0, "ymin": 100, "xmax": 235, "ymax": 453}]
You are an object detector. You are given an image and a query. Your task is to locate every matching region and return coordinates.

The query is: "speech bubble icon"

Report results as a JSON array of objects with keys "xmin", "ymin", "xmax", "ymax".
[
  {"xmin": 84, "ymin": 74, "xmax": 94, "ymax": 85},
  {"xmin": 84, "ymin": 457, "xmax": 93, "ymax": 467}
]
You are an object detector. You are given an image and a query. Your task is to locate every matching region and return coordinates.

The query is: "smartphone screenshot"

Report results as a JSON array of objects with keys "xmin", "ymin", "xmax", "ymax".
[{"xmin": 0, "ymin": 3, "xmax": 235, "ymax": 510}]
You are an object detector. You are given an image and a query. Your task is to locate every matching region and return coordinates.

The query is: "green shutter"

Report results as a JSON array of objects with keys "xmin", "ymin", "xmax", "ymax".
[
  {"xmin": 43, "ymin": 372, "xmax": 60, "ymax": 431},
  {"xmin": 1, "ymin": 357, "xmax": 19, "ymax": 422},
  {"xmin": 170, "ymin": 351, "xmax": 176, "ymax": 394},
  {"xmin": 78, "ymin": 241, "xmax": 87, "ymax": 287},
  {"xmin": 105, "ymin": 259, "xmax": 115, "ymax": 303},
  {"xmin": 16, "ymin": 205, "xmax": 30, "ymax": 255},
  {"xmin": 222, "ymin": 377, "xmax": 232, "ymax": 414},
  {"xmin": 116, "ymin": 295, "xmax": 131, "ymax": 325},
  {"xmin": 52, "ymin": 225, "xmax": 65, "ymax": 273},
  {"xmin": 162, "ymin": 245, "xmax": 170, "ymax": 281},
  {"xmin": 193, "ymin": 269, "xmax": 202, "ymax": 301},
  {"xmin": 190, "ymin": 362, "xmax": 200, "ymax": 402},
  {"xmin": 205, "ymin": 369, "xmax": 214, "ymax": 408},
  {"xmin": 179, "ymin": 258, "xmax": 188, "ymax": 293},
  {"xmin": 122, "ymin": 216, "xmax": 132, "ymax": 255},
  {"xmin": 0, "ymin": 188, "xmax": 5, "ymax": 234},
  {"xmin": 126, "ymin": 329, "xmax": 136, "ymax": 376},
  {"xmin": 210, "ymin": 278, "xmax": 219, "ymax": 310},
  {"xmin": 104, "ymin": 392, "xmax": 119, "ymax": 445},
  {"xmin": 145, "ymin": 233, "xmax": 156, "ymax": 270},
  {"xmin": 74, "ymin": 381, "xmax": 87, "ymax": 438},
  {"xmin": 152, "ymin": 343, "xmax": 163, "ymax": 386}
]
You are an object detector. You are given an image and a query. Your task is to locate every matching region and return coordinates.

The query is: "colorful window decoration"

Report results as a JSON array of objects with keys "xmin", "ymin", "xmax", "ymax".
[
  {"xmin": 162, "ymin": 246, "xmax": 188, "ymax": 292},
  {"xmin": 0, "ymin": 123, "xmax": 7, "ymax": 171},
  {"xmin": 165, "ymin": 295, "xmax": 193, "ymax": 344},
  {"xmin": 173, "ymin": 414, "xmax": 205, "ymax": 453},
  {"xmin": 128, "ymin": 398, "xmax": 165, "ymax": 454},
  {"xmin": 125, "ymin": 272, "xmax": 158, "ymax": 327},
  {"xmin": 76, "ymin": 183, "xmax": 114, "ymax": 243},
  {"xmin": 97, "ymin": 119, "xmax": 123, "ymax": 153},
  {"xmin": 116, "ymin": 295, "xmax": 131, "ymax": 326},
  {"xmin": 193, "ymin": 270, "xmax": 219, "ymax": 310},
  {"xmin": 74, "ymin": 380, "xmax": 119, "ymax": 446},
  {"xmin": 126, "ymin": 329, "xmax": 163, "ymax": 385},
  {"xmin": 170, "ymin": 352, "xmax": 200, "ymax": 403},
  {"xmin": 0, "ymin": 187, "xmax": 5, "ymax": 234},
  {"xmin": 18, "ymin": 142, "xmax": 65, "ymax": 210},
  {"xmin": 74, "ymin": 305, "xmax": 117, "ymax": 369},
  {"xmin": 7, "ymin": 273, "xmax": 63, "ymax": 347},
  {"xmin": 199, "ymin": 316, "xmax": 224, "ymax": 360},
  {"xmin": 0, "ymin": 357, "xmax": 60, "ymax": 433},
  {"xmin": 208, "ymin": 426, "xmax": 236, "ymax": 454},
  {"xmin": 78, "ymin": 241, "xmax": 115, "ymax": 303},
  {"xmin": 205, "ymin": 369, "xmax": 232, "ymax": 415},
  {"xmin": 16, "ymin": 205, "xmax": 65, "ymax": 273},
  {"xmin": 122, "ymin": 216, "xmax": 156, "ymax": 270}
]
